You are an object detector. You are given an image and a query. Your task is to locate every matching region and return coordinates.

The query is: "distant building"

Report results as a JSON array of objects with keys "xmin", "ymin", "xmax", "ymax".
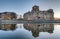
[
  {"xmin": 0, "ymin": 12, "xmax": 17, "ymax": 20},
  {"xmin": 23, "ymin": 5, "xmax": 54, "ymax": 20},
  {"xmin": 19, "ymin": 15, "xmax": 22, "ymax": 19}
]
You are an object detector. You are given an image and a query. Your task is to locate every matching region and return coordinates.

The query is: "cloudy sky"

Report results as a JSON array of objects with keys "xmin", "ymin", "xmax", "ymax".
[{"xmin": 0, "ymin": 0, "xmax": 60, "ymax": 18}]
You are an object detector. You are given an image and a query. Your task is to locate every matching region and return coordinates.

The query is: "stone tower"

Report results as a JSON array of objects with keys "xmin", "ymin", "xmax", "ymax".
[{"xmin": 32, "ymin": 5, "xmax": 39, "ymax": 12}]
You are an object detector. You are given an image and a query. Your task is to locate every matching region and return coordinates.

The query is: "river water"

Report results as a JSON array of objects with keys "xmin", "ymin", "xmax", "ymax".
[{"xmin": 0, "ymin": 23, "xmax": 60, "ymax": 39}]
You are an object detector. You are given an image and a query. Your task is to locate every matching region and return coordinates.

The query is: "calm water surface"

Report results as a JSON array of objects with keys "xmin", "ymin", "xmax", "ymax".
[{"xmin": 0, "ymin": 23, "xmax": 60, "ymax": 39}]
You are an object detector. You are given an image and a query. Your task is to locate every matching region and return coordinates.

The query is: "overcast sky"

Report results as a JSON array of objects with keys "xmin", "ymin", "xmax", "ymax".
[{"xmin": 0, "ymin": 0, "xmax": 60, "ymax": 18}]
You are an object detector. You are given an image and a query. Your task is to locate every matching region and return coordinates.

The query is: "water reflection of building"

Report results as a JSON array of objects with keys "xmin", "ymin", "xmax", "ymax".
[
  {"xmin": 0, "ymin": 12, "xmax": 17, "ymax": 20},
  {"xmin": 23, "ymin": 23, "xmax": 54, "ymax": 37},
  {"xmin": 23, "ymin": 5, "xmax": 54, "ymax": 20},
  {"xmin": 0, "ymin": 24, "xmax": 16, "ymax": 31}
]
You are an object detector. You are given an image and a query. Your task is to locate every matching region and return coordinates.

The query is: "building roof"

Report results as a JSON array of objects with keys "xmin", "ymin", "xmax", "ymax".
[
  {"xmin": 47, "ymin": 9, "xmax": 54, "ymax": 13},
  {"xmin": 0, "ymin": 12, "xmax": 17, "ymax": 15}
]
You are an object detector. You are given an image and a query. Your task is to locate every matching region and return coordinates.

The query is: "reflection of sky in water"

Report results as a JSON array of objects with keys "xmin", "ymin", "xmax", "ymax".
[{"xmin": 0, "ymin": 23, "xmax": 60, "ymax": 39}]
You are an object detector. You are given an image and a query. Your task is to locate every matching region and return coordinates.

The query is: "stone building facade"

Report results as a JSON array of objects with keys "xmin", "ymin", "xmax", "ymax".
[
  {"xmin": 0, "ymin": 12, "xmax": 17, "ymax": 20},
  {"xmin": 23, "ymin": 5, "xmax": 54, "ymax": 20}
]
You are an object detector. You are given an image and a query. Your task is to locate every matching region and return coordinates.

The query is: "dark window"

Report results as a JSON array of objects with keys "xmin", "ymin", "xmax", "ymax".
[{"xmin": 38, "ymin": 17, "xmax": 40, "ymax": 19}]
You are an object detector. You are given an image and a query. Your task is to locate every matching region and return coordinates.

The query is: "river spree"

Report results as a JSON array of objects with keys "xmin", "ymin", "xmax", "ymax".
[{"xmin": 0, "ymin": 23, "xmax": 60, "ymax": 39}]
